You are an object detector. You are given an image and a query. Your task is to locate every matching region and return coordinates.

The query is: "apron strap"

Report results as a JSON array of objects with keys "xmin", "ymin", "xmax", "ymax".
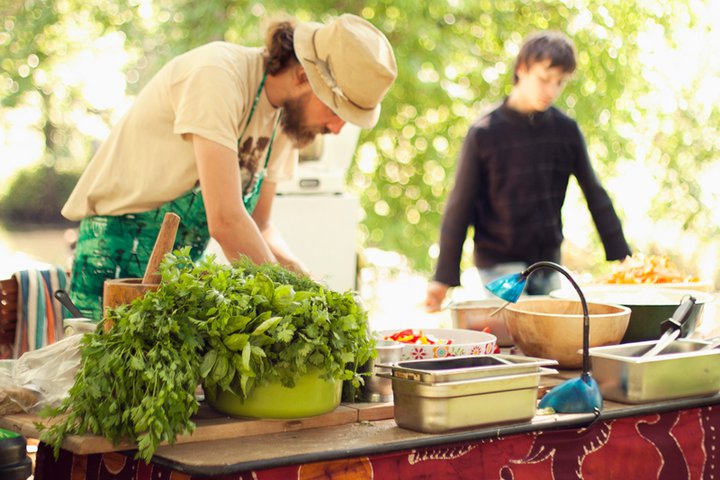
[{"xmin": 239, "ymin": 71, "xmax": 283, "ymax": 212}]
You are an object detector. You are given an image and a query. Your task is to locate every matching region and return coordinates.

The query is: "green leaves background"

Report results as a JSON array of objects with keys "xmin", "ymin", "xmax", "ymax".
[{"xmin": 2, "ymin": 1, "xmax": 718, "ymax": 280}]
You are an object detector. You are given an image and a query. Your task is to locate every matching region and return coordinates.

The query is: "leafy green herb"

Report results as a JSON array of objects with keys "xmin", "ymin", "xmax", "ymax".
[
  {"xmin": 40, "ymin": 247, "xmax": 374, "ymax": 462},
  {"xmin": 186, "ymin": 253, "xmax": 375, "ymax": 397},
  {"xmin": 39, "ymin": 284, "xmax": 204, "ymax": 463}
]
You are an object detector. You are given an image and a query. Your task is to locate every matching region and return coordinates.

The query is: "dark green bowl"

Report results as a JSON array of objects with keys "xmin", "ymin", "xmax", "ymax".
[
  {"xmin": 550, "ymin": 287, "xmax": 713, "ymax": 343},
  {"xmin": 619, "ymin": 302, "xmax": 706, "ymax": 342}
]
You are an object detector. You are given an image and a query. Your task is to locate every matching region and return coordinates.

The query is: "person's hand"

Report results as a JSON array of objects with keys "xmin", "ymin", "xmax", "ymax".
[
  {"xmin": 425, "ymin": 281, "xmax": 450, "ymax": 313},
  {"xmin": 283, "ymin": 259, "xmax": 312, "ymax": 278}
]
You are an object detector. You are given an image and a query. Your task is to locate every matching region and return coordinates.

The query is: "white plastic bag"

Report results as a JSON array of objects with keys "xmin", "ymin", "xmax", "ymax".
[
  {"xmin": 9, "ymin": 334, "xmax": 83, "ymax": 412},
  {"xmin": 0, "ymin": 362, "xmax": 39, "ymax": 414}
]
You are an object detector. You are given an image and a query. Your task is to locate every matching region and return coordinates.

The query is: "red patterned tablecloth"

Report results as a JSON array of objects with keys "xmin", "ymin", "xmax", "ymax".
[{"xmin": 34, "ymin": 405, "xmax": 720, "ymax": 479}]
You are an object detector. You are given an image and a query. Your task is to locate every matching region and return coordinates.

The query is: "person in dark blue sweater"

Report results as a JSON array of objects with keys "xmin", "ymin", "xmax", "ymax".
[{"xmin": 426, "ymin": 31, "xmax": 631, "ymax": 311}]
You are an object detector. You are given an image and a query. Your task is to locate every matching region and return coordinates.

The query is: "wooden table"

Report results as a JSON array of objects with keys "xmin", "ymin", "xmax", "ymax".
[{"xmin": 6, "ymin": 371, "xmax": 720, "ymax": 479}]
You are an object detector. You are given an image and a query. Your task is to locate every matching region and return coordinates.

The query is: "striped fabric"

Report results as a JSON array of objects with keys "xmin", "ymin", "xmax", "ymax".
[{"xmin": 11, "ymin": 267, "xmax": 70, "ymax": 359}]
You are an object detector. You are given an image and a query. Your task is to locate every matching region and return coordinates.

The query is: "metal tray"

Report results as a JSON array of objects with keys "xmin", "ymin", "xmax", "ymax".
[
  {"xmin": 589, "ymin": 339, "xmax": 720, "ymax": 404},
  {"xmin": 378, "ymin": 354, "xmax": 557, "ymax": 383},
  {"xmin": 383, "ymin": 368, "xmax": 556, "ymax": 433}
]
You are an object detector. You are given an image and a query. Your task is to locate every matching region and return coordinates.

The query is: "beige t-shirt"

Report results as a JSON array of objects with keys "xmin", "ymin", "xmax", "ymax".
[{"xmin": 62, "ymin": 42, "xmax": 297, "ymax": 220}]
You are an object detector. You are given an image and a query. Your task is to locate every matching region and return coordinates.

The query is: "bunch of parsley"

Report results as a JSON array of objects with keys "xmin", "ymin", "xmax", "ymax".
[
  {"xmin": 40, "ymin": 248, "xmax": 374, "ymax": 462},
  {"xmin": 194, "ymin": 256, "xmax": 374, "ymax": 399}
]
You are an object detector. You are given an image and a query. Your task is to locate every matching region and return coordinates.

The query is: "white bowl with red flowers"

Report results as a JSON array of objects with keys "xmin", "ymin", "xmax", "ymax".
[{"xmin": 376, "ymin": 328, "xmax": 497, "ymax": 361}]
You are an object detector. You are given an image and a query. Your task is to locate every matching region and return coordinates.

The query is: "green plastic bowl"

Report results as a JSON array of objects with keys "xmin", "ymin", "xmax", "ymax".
[
  {"xmin": 204, "ymin": 369, "xmax": 341, "ymax": 419},
  {"xmin": 550, "ymin": 286, "xmax": 713, "ymax": 343}
]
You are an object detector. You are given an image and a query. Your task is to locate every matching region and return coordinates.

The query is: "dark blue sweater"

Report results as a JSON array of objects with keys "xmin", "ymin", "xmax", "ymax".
[{"xmin": 434, "ymin": 100, "xmax": 631, "ymax": 286}]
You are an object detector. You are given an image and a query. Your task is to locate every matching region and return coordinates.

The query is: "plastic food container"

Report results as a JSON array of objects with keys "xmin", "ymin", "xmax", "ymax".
[
  {"xmin": 0, "ymin": 429, "xmax": 32, "ymax": 480},
  {"xmin": 589, "ymin": 339, "xmax": 720, "ymax": 403}
]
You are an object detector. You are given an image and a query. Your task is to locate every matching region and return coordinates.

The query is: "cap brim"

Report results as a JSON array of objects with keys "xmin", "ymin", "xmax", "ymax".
[{"xmin": 294, "ymin": 22, "xmax": 381, "ymax": 129}]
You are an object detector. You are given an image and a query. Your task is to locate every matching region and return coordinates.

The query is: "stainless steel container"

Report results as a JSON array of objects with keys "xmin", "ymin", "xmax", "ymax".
[
  {"xmin": 62, "ymin": 318, "xmax": 97, "ymax": 337},
  {"xmin": 362, "ymin": 340, "xmax": 404, "ymax": 402},
  {"xmin": 380, "ymin": 355, "xmax": 557, "ymax": 433},
  {"xmin": 448, "ymin": 299, "xmax": 515, "ymax": 346},
  {"xmin": 589, "ymin": 339, "xmax": 720, "ymax": 404},
  {"xmin": 387, "ymin": 370, "xmax": 554, "ymax": 433},
  {"xmin": 382, "ymin": 354, "xmax": 556, "ymax": 383}
]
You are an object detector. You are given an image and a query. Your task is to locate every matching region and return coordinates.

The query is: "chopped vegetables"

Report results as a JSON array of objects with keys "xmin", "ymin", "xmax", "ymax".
[
  {"xmin": 604, "ymin": 253, "xmax": 699, "ymax": 284},
  {"xmin": 384, "ymin": 329, "xmax": 452, "ymax": 345}
]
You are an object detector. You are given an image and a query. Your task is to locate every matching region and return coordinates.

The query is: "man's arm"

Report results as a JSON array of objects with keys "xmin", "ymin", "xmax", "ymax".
[
  {"xmin": 572, "ymin": 127, "xmax": 631, "ymax": 260},
  {"xmin": 192, "ymin": 134, "xmax": 278, "ymax": 264},
  {"xmin": 434, "ymin": 126, "xmax": 484, "ymax": 285},
  {"xmin": 426, "ymin": 126, "xmax": 484, "ymax": 311},
  {"xmin": 251, "ymin": 179, "xmax": 309, "ymax": 275}
]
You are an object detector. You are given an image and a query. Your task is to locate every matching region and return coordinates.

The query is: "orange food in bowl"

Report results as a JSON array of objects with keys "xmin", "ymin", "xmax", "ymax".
[{"xmin": 604, "ymin": 254, "xmax": 699, "ymax": 285}]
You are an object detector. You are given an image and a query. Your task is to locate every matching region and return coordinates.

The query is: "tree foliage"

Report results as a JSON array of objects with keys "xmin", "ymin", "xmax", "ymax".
[
  {"xmin": 1, "ymin": 0, "xmax": 718, "ymax": 280},
  {"xmin": 0, "ymin": 166, "xmax": 78, "ymax": 224}
]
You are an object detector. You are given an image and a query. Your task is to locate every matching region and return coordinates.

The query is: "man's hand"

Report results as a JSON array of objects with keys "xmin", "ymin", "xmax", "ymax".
[
  {"xmin": 283, "ymin": 259, "xmax": 312, "ymax": 277},
  {"xmin": 425, "ymin": 281, "xmax": 450, "ymax": 312}
]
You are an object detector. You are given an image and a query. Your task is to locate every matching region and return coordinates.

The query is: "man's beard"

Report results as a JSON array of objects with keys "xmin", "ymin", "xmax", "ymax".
[{"xmin": 281, "ymin": 93, "xmax": 330, "ymax": 148}]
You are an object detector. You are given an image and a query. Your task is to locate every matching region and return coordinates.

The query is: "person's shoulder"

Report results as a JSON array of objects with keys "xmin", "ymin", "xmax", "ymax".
[
  {"xmin": 547, "ymin": 106, "xmax": 573, "ymax": 122},
  {"xmin": 547, "ymin": 106, "xmax": 584, "ymax": 137},
  {"xmin": 548, "ymin": 106, "xmax": 580, "ymax": 128},
  {"xmin": 179, "ymin": 42, "xmax": 261, "ymax": 67},
  {"xmin": 468, "ymin": 101, "xmax": 503, "ymax": 134}
]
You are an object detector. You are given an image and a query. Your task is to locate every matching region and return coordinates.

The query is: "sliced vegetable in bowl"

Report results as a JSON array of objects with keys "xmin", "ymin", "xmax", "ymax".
[
  {"xmin": 376, "ymin": 328, "xmax": 497, "ymax": 361},
  {"xmin": 383, "ymin": 328, "xmax": 453, "ymax": 346}
]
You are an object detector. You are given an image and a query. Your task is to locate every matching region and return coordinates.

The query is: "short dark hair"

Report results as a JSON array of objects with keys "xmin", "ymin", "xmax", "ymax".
[
  {"xmin": 513, "ymin": 31, "xmax": 576, "ymax": 84},
  {"xmin": 263, "ymin": 19, "xmax": 298, "ymax": 75}
]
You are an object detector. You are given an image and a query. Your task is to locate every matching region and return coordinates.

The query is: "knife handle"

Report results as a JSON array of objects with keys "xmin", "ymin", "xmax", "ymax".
[{"xmin": 660, "ymin": 295, "xmax": 697, "ymax": 334}]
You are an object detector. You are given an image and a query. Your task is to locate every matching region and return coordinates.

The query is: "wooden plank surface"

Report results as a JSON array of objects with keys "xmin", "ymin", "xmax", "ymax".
[
  {"xmin": 346, "ymin": 402, "xmax": 395, "ymax": 422},
  {"xmin": 0, "ymin": 402, "xmax": 366, "ymax": 455}
]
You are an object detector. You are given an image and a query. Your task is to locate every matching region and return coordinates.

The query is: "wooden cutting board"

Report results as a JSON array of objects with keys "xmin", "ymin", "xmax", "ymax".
[{"xmin": 0, "ymin": 401, "xmax": 394, "ymax": 455}]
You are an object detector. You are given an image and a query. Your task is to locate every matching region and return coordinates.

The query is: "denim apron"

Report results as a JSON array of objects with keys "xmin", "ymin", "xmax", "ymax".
[{"xmin": 69, "ymin": 72, "xmax": 282, "ymax": 320}]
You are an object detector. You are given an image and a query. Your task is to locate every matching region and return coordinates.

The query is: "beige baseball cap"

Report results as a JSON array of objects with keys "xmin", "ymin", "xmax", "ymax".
[{"xmin": 294, "ymin": 14, "xmax": 397, "ymax": 129}]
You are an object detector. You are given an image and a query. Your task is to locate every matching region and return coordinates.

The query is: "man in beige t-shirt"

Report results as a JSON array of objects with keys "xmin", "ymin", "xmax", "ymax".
[{"xmin": 62, "ymin": 14, "xmax": 397, "ymax": 320}]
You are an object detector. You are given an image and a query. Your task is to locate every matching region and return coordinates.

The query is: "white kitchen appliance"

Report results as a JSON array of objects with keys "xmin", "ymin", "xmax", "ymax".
[{"xmin": 276, "ymin": 124, "xmax": 361, "ymax": 194}]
